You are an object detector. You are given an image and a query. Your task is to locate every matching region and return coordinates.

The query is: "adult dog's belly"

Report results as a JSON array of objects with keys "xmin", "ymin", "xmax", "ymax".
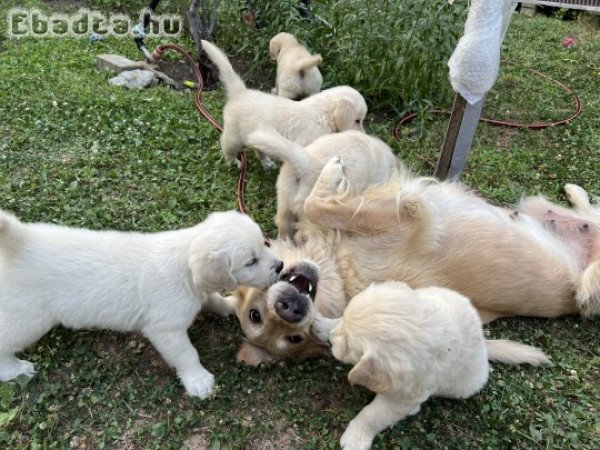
[{"xmin": 333, "ymin": 209, "xmax": 580, "ymax": 321}]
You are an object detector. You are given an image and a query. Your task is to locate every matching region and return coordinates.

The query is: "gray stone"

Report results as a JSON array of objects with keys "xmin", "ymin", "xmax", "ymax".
[{"xmin": 108, "ymin": 70, "xmax": 158, "ymax": 90}]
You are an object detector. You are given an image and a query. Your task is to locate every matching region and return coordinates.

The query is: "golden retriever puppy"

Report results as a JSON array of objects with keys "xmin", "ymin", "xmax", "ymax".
[
  {"xmin": 0, "ymin": 210, "xmax": 283, "ymax": 398},
  {"xmin": 313, "ymin": 281, "xmax": 550, "ymax": 450},
  {"xmin": 200, "ymin": 40, "xmax": 367, "ymax": 169},
  {"xmin": 246, "ymin": 129, "xmax": 401, "ymax": 239},
  {"xmin": 269, "ymin": 32, "xmax": 323, "ymax": 99},
  {"xmin": 232, "ymin": 158, "xmax": 600, "ymax": 365}
]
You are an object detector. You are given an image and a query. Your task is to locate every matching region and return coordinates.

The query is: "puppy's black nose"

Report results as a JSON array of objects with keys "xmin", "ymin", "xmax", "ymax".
[{"xmin": 275, "ymin": 260, "xmax": 284, "ymax": 274}]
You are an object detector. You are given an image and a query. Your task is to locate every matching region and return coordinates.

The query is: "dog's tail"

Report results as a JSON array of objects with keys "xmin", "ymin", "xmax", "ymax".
[
  {"xmin": 576, "ymin": 260, "xmax": 600, "ymax": 317},
  {"xmin": 485, "ymin": 339, "xmax": 551, "ymax": 366},
  {"xmin": 296, "ymin": 54, "xmax": 323, "ymax": 73},
  {"xmin": 0, "ymin": 209, "xmax": 25, "ymax": 255},
  {"xmin": 201, "ymin": 40, "xmax": 246, "ymax": 94},
  {"xmin": 246, "ymin": 127, "xmax": 309, "ymax": 173}
]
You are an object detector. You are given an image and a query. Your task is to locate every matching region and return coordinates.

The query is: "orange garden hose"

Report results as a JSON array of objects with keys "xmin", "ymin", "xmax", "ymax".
[
  {"xmin": 150, "ymin": 44, "xmax": 250, "ymax": 215},
  {"xmin": 393, "ymin": 64, "xmax": 582, "ymax": 139},
  {"xmin": 149, "ymin": 46, "xmax": 581, "ymax": 215}
]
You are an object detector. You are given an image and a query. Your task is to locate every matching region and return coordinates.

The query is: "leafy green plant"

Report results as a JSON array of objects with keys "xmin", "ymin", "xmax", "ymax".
[{"xmin": 215, "ymin": 0, "xmax": 468, "ymax": 112}]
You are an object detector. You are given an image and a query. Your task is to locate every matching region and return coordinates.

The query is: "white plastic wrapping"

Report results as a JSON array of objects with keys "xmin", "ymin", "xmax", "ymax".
[{"xmin": 448, "ymin": 0, "xmax": 517, "ymax": 105}]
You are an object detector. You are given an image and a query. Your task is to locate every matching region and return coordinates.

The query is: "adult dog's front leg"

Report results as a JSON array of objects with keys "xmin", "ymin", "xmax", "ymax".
[
  {"xmin": 340, "ymin": 394, "xmax": 422, "ymax": 450},
  {"xmin": 144, "ymin": 327, "xmax": 214, "ymax": 399},
  {"xmin": 304, "ymin": 157, "xmax": 400, "ymax": 234}
]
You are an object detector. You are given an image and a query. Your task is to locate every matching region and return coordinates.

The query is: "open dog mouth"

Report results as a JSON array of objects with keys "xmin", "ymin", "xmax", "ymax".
[{"xmin": 279, "ymin": 262, "xmax": 319, "ymax": 300}]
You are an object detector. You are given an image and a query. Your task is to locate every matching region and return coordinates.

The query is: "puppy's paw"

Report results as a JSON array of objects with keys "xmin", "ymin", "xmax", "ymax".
[
  {"xmin": 0, "ymin": 358, "xmax": 36, "ymax": 382},
  {"xmin": 340, "ymin": 423, "xmax": 375, "ymax": 450},
  {"xmin": 311, "ymin": 315, "xmax": 341, "ymax": 343},
  {"xmin": 259, "ymin": 156, "xmax": 277, "ymax": 170},
  {"xmin": 181, "ymin": 371, "xmax": 215, "ymax": 399}
]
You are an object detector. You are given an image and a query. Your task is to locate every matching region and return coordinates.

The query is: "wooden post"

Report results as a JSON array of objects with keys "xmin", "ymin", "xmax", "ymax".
[{"xmin": 435, "ymin": 92, "xmax": 486, "ymax": 180}]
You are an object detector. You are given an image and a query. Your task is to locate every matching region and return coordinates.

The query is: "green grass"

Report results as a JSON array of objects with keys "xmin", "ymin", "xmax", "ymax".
[{"xmin": 0, "ymin": 2, "xmax": 599, "ymax": 448}]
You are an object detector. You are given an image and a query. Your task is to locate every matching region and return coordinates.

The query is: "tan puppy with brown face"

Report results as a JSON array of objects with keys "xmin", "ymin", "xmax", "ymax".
[
  {"xmin": 200, "ymin": 40, "xmax": 367, "ymax": 169},
  {"xmin": 313, "ymin": 281, "xmax": 550, "ymax": 450},
  {"xmin": 269, "ymin": 32, "xmax": 323, "ymax": 99},
  {"xmin": 246, "ymin": 130, "xmax": 400, "ymax": 239}
]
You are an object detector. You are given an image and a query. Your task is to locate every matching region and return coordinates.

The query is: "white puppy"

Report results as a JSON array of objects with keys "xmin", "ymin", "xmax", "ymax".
[
  {"xmin": 246, "ymin": 129, "xmax": 400, "ymax": 239},
  {"xmin": 314, "ymin": 282, "xmax": 550, "ymax": 450},
  {"xmin": 565, "ymin": 183, "xmax": 600, "ymax": 225},
  {"xmin": 269, "ymin": 32, "xmax": 323, "ymax": 99},
  {"xmin": 0, "ymin": 209, "xmax": 283, "ymax": 398},
  {"xmin": 201, "ymin": 40, "xmax": 367, "ymax": 169}
]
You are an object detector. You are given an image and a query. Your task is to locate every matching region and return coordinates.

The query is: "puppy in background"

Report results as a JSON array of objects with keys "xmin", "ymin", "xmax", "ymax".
[
  {"xmin": 246, "ymin": 130, "xmax": 400, "ymax": 239},
  {"xmin": 314, "ymin": 282, "xmax": 550, "ymax": 450},
  {"xmin": 201, "ymin": 40, "xmax": 367, "ymax": 169},
  {"xmin": 269, "ymin": 32, "xmax": 323, "ymax": 100},
  {"xmin": 0, "ymin": 210, "xmax": 283, "ymax": 399}
]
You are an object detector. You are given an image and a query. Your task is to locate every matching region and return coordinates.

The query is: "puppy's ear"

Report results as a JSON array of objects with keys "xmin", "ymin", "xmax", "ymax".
[
  {"xmin": 348, "ymin": 353, "xmax": 395, "ymax": 394},
  {"xmin": 332, "ymin": 98, "xmax": 354, "ymax": 132},
  {"xmin": 269, "ymin": 36, "xmax": 283, "ymax": 60},
  {"xmin": 189, "ymin": 250, "xmax": 237, "ymax": 292},
  {"xmin": 237, "ymin": 341, "xmax": 274, "ymax": 366}
]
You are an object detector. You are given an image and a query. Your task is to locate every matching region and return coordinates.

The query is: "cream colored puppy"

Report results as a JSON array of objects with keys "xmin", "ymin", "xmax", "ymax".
[
  {"xmin": 0, "ymin": 210, "xmax": 283, "ymax": 398},
  {"xmin": 246, "ymin": 129, "xmax": 400, "ymax": 239},
  {"xmin": 314, "ymin": 281, "xmax": 550, "ymax": 450},
  {"xmin": 565, "ymin": 183, "xmax": 600, "ymax": 224},
  {"xmin": 200, "ymin": 40, "xmax": 367, "ymax": 169},
  {"xmin": 269, "ymin": 32, "xmax": 323, "ymax": 99}
]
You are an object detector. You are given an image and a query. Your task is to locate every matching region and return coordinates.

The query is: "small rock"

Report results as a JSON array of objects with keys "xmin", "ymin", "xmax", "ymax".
[{"xmin": 109, "ymin": 70, "xmax": 157, "ymax": 90}]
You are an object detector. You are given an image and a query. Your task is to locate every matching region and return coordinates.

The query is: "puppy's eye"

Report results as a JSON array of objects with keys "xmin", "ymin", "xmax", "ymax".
[
  {"xmin": 287, "ymin": 335, "xmax": 303, "ymax": 344},
  {"xmin": 249, "ymin": 309, "xmax": 261, "ymax": 323},
  {"xmin": 245, "ymin": 257, "xmax": 258, "ymax": 267}
]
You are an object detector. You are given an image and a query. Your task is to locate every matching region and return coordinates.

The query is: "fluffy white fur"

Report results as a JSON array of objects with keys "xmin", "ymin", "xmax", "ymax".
[
  {"xmin": 313, "ymin": 281, "xmax": 550, "ymax": 450},
  {"xmin": 0, "ymin": 209, "xmax": 282, "ymax": 398},
  {"xmin": 200, "ymin": 40, "xmax": 367, "ymax": 169},
  {"xmin": 246, "ymin": 129, "xmax": 400, "ymax": 239},
  {"xmin": 269, "ymin": 32, "xmax": 323, "ymax": 99}
]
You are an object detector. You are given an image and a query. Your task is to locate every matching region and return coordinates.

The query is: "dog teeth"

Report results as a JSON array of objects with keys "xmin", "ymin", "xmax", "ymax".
[{"xmin": 289, "ymin": 275, "xmax": 298, "ymax": 282}]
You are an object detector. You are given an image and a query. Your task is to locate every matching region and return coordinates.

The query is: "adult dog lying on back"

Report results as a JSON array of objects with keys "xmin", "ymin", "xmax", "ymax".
[
  {"xmin": 201, "ymin": 40, "xmax": 367, "ymax": 169},
  {"xmin": 233, "ymin": 158, "xmax": 600, "ymax": 364}
]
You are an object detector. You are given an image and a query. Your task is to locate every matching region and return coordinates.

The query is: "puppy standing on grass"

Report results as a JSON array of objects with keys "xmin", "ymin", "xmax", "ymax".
[
  {"xmin": 0, "ymin": 209, "xmax": 283, "ymax": 399},
  {"xmin": 314, "ymin": 282, "xmax": 550, "ymax": 450},
  {"xmin": 200, "ymin": 39, "xmax": 367, "ymax": 169},
  {"xmin": 246, "ymin": 129, "xmax": 400, "ymax": 239},
  {"xmin": 269, "ymin": 32, "xmax": 323, "ymax": 99}
]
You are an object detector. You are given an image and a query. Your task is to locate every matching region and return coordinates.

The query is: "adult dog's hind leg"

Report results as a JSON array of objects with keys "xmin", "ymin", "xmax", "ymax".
[{"xmin": 576, "ymin": 261, "xmax": 600, "ymax": 317}]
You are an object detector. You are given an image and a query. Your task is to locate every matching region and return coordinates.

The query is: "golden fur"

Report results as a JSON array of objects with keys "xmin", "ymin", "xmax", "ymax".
[{"xmin": 234, "ymin": 157, "xmax": 600, "ymax": 365}]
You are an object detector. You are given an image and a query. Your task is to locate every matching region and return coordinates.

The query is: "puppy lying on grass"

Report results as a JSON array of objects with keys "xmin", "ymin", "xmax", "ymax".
[
  {"xmin": 269, "ymin": 32, "xmax": 323, "ymax": 99},
  {"xmin": 200, "ymin": 39, "xmax": 367, "ymax": 169},
  {"xmin": 314, "ymin": 281, "xmax": 550, "ymax": 450},
  {"xmin": 246, "ymin": 129, "xmax": 400, "ymax": 239},
  {"xmin": 0, "ymin": 209, "xmax": 283, "ymax": 398}
]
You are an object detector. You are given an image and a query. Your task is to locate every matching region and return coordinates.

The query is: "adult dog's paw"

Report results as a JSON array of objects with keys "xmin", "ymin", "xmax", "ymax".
[
  {"xmin": 319, "ymin": 156, "xmax": 346, "ymax": 192},
  {"xmin": 182, "ymin": 371, "xmax": 215, "ymax": 399},
  {"xmin": 340, "ymin": 423, "xmax": 375, "ymax": 450}
]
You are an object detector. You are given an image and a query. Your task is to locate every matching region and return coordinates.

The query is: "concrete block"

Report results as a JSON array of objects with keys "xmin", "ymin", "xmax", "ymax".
[{"xmin": 96, "ymin": 54, "xmax": 145, "ymax": 73}]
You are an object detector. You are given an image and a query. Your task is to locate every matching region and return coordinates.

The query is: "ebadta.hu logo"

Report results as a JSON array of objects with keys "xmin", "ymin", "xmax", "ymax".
[{"xmin": 6, "ymin": 8, "xmax": 182, "ymax": 38}]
